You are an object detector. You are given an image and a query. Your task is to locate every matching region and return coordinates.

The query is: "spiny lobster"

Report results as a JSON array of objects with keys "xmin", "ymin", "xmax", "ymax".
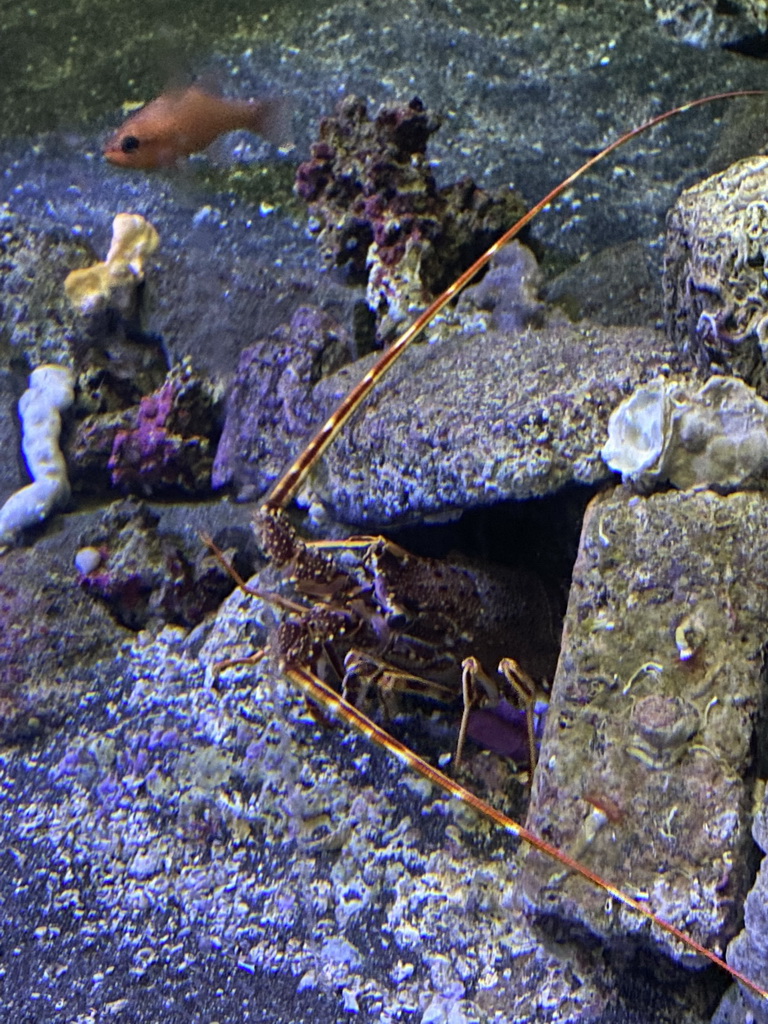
[{"xmin": 213, "ymin": 89, "xmax": 768, "ymax": 1006}]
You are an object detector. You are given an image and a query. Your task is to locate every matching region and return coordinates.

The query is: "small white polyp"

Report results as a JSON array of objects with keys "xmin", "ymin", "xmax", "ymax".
[{"xmin": 0, "ymin": 364, "xmax": 75, "ymax": 550}]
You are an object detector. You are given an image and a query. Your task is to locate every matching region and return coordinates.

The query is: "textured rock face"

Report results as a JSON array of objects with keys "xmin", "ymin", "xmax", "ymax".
[
  {"xmin": 522, "ymin": 488, "xmax": 768, "ymax": 967},
  {"xmin": 602, "ymin": 375, "xmax": 768, "ymax": 492},
  {"xmin": 77, "ymin": 499, "xmax": 233, "ymax": 630},
  {"xmin": 312, "ymin": 319, "xmax": 686, "ymax": 526},
  {"xmin": 663, "ymin": 157, "xmax": 768, "ymax": 393}
]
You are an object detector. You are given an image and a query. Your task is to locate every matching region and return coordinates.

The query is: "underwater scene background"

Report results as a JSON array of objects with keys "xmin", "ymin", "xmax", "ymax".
[{"xmin": 3, "ymin": 1, "xmax": 768, "ymax": 1022}]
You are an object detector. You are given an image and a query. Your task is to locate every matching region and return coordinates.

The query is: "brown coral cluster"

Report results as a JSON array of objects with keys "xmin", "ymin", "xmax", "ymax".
[{"xmin": 296, "ymin": 95, "xmax": 525, "ymax": 334}]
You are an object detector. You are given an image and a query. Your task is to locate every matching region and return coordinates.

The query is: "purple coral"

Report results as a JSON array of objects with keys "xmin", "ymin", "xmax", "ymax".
[{"xmin": 108, "ymin": 363, "xmax": 216, "ymax": 496}]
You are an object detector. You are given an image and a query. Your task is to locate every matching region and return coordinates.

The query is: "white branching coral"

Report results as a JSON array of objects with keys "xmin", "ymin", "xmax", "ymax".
[{"xmin": 0, "ymin": 364, "xmax": 75, "ymax": 551}]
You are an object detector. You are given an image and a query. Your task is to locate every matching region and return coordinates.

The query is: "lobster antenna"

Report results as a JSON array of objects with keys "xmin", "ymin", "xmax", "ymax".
[
  {"xmin": 285, "ymin": 661, "xmax": 768, "ymax": 1001},
  {"xmin": 266, "ymin": 89, "xmax": 764, "ymax": 511}
]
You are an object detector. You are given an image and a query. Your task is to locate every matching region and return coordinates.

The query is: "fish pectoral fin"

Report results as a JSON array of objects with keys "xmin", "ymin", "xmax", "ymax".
[{"xmin": 252, "ymin": 96, "xmax": 294, "ymax": 149}]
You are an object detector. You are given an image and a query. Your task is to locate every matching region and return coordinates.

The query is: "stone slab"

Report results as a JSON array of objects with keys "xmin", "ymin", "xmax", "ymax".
[{"xmin": 522, "ymin": 488, "xmax": 768, "ymax": 966}]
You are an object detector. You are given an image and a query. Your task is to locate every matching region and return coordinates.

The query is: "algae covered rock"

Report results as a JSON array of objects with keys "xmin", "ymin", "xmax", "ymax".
[
  {"xmin": 522, "ymin": 488, "xmax": 768, "ymax": 969},
  {"xmin": 664, "ymin": 156, "xmax": 768, "ymax": 393}
]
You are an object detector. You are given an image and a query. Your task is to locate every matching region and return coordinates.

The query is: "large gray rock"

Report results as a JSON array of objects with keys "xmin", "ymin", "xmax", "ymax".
[
  {"xmin": 522, "ymin": 488, "xmax": 768, "ymax": 971},
  {"xmin": 311, "ymin": 319, "xmax": 689, "ymax": 526}
]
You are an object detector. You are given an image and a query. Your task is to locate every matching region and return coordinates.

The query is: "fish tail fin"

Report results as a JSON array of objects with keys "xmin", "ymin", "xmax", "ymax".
[{"xmin": 251, "ymin": 96, "xmax": 294, "ymax": 149}]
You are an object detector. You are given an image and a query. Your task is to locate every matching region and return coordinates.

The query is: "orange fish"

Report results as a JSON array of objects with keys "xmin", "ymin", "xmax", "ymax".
[{"xmin": 103, "ymin": 84, "xmax": 292, "ymax": 169}]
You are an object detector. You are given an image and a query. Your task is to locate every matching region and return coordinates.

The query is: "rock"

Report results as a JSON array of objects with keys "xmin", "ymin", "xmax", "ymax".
[
  {"xmin": 522, "ymin": 488, "xmax": 767, "ymax": 968},
  {"xmin": 0, "ymin": 212, "xmax": 95, "ymax": 369},
  {"xmin": 67, "ymin": 362, "xmax": 219, "ymax": 499},
  {"xmin": 77, "ymin": 499, "xmax": 234, "ymax": 630},
  {"xmin": 0, "ymin": 543, "xmax": 128, "ymax": 742},
  {"xmin": 648, "ymin": 0, "xmax": 759, "ymax": 46},
  {"xmin": 663, "ymin": 156, "xmax": 768, "ymax": 393},
  {"xmin": 147, "ymin": 237, "xmax": 362, "ymax": 386},
  {"xmin": 311, "ymin": 318, "xmax": 688, "ymax": 527},
  {"xmin": 107, "ymin": 361, "xmax": 219, "ymax": 497},
  {"xmin": 602, "ymin": 375, "xmax": 768, "ymax": 491},
  {"xmin": 737, "ymin": 0, "xmax": 768, "ymax": 31},
  {"xmin": 544, "ymin": 240, "xmax": 662, "ymax": 330},
  {"xmin": 456, "ymin": 240, "xmax": 545, "ymax": 333},
  {"xmin": 212, "ymin": 306, "xmax": 354, "ymax": 500},
  {"xmin": 724, "ymin": 786, "xmax": 768, "ymax": 1022}
]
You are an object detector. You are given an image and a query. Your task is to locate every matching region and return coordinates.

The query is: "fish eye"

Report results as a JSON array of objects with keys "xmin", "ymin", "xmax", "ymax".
[{"xmin": 120, "ymin": 135, "xmax": 140, "ymax": 153}]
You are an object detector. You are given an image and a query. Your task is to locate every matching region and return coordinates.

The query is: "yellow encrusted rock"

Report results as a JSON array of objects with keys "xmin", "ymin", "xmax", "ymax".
[{"xmin": 64, "ymin": 213, "xmax": 159, "ymax": 314}]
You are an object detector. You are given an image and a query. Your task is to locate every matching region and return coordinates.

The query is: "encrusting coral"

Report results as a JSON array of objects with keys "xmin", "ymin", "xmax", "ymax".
[
  {"xmin": 0, "ymin": 364, "xmax": 75, "ymax": 551},
  {"xmin": 64, "ymin": 213, "xmax": 159, "ymax": 314}
]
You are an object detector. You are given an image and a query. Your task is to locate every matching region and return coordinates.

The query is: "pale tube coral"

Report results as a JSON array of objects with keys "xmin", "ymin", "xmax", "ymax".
[{"xmin": 0, "ymin": 365, "xmax": 75, "ymax": 550}]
